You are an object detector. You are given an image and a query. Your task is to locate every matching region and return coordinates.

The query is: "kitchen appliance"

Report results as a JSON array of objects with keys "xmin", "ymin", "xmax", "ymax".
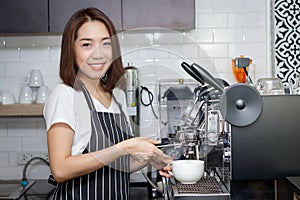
[
  {"xmin": 158, "ymin": 78, "xmax": 199, "ymax": 140},
  {"xmin": 124, "ymin": 64, "xmax": 140, "ymax": 136},
  {"xmin": 158, "ymin": 63, "xmax": 230, "ymax": 199},
  {"xmin": 219, "ymin": 83, "xmax": 263, "ymax": 127},
  {"xmin": 158, "ymin": 61, "xmax": 300, "ymax": 199},
  {"xmin": 230, "ymin": 94, "xmax": 300, "ymax": 180}
]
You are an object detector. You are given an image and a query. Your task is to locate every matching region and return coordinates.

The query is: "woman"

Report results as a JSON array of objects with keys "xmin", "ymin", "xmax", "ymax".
[{"xmin": 44, "ymin": 7, "xmax": 172, "ymax": 199}]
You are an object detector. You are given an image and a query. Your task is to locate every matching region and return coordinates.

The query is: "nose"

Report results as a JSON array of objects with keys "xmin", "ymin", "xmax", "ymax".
[{"xmin": 91, "ymin": 45, "xmax": 104, "ymax": 59}]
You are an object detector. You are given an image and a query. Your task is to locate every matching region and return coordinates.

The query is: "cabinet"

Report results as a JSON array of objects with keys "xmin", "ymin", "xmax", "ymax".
[
  {"xmin": 0, "ymin": 0, "xmax": 48, "ymax": 33},
  {"xmin": 122, "ymin": 0, "xmax": 195, "ymax": 30},
  {"xmin": 49, "ymin": 0, "xmax": 122, "ymax": 32},
  {"xmin": 0, "ymin": 0, "xmax": 195, "ymax": 33}
]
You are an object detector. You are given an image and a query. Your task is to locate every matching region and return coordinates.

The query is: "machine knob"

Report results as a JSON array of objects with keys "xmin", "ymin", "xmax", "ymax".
[
  {"xmin": 220, "ymin": 83, "xmax": 263, "ymax": 127},
  {"xmin": 235, "ymin": 99, "xmax": 245, "ymax": 110}
]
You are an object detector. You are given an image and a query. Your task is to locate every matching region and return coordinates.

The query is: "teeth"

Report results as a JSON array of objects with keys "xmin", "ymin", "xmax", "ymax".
[{"xmin": 90, "ymin": 63, "xmax": 104, "ymax": 69}]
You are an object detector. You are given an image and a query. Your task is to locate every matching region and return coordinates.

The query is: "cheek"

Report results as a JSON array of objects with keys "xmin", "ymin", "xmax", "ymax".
[
  {"xmin": 103, "ymin": 48, "xmax": 113, "ymax": 59},
  {"xmin": 100, "ymin": 46, "xmax": 113, "ymax": 58},
  {"xmin": 105, "ymin": 51, "xmax": 113, "ymax": 64},
  {"xmin": 75, "ymin": 51, "xmax": 89, "ymax": 67}
]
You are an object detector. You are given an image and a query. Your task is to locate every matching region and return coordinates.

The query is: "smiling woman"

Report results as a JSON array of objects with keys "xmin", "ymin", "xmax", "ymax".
[{"xmin": 43, "ymin": 7, "xmax": 172, "ymax": 200}]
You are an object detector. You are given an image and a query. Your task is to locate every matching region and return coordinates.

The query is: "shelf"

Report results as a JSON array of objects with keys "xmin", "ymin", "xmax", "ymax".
[{"xmin": 0, "ymin": 104, "xmax": 44, "ymax": 117}]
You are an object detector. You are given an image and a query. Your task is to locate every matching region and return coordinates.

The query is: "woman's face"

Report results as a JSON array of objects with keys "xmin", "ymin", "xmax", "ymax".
[{"xmin": 75, "ymin": 20, "xmax": 113, "ymax": 83}]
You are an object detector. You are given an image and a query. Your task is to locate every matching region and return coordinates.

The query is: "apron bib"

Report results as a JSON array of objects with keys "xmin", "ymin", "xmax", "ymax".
[{"xmin": 52, "ymin": 81, "xmax": 132, "ymax": 200}]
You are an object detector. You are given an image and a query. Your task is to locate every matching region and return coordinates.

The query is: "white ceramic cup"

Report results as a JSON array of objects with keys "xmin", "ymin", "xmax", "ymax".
[
  {"xmin": 36, "ymin": 86, "xmax": 49, "ymax": 104},
  {"xmin": 28, "ymin": 69, "xmax": 44, "ymax": 87},
  {"xmin": 169, "ymin": 159, "xmax": 204, "ymax": 184},
  {"xmin": 1, "ymin": 90, "xmax": 16, "ymax": 105},
  {"xmin": 19, "ymin": 86, "xmax": 33, "ymax": 104}
]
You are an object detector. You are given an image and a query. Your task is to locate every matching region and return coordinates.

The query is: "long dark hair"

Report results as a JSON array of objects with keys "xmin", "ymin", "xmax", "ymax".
[{"xmin": 59, "ymin": 7, "xmax": 124, "ymax": 91}]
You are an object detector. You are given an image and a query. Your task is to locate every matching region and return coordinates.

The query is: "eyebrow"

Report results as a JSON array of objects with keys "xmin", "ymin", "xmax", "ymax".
[{"xmin": 79, "ymin": 37, "xmax": 111, "ymax": 41}]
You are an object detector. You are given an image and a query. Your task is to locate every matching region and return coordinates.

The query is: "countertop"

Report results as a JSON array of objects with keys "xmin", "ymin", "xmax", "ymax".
[
  {"xmin": 13, "ymin": 178, "xmax": 291, "ymax": 200},
  {"xmin": 287, "ymin": 177, "xmax": 300, "ymax": 195},
  {"xmin": 20, "ymin": 180, "xmax": 163, "ymax": 200}
]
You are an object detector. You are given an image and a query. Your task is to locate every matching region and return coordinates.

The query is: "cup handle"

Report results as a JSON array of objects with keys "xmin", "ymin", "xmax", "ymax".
[{"xmin": 167, "ymin": 162, "xmax": 174, "ymax": 176}]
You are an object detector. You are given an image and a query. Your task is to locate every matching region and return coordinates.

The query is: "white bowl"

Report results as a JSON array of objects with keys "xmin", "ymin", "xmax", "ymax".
[
  {"xmin": 36, "ymin": 86, "xmax": 49, "ymax": 104},
  {"xmin": 19, "ymin": 86, "xmax": 33, "ymax": 104},
  {"xmin": 1, "ymin": 90, "xmax": 16, "ymax": 105},
  {"xmin": 28, "ymin": 69, "xmax": 44, "ymax": 87},
  {"xmin": 171, "ymin": 160, "xmax": 204, "ymax": 184}
]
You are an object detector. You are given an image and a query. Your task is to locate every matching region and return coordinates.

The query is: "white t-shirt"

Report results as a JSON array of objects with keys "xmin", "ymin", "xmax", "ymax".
[{"xmin": 43, "ymin": 83, "xmax": 130, "ymax": 155}]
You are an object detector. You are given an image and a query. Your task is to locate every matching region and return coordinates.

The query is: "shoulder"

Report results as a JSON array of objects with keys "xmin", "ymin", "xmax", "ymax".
[
  {"xmin": 43, "ymin": 83, "xmax": 87, "ymax": 131},
  {"xmin": 43, "ymin": 84, "xmax": 77, "ymax": 117},
  {"xmin": 47, "ymin": 83, "xmax": 87, "ymax": 103},
  {"xmin": 49, "ymin": 83, "xmax": 75, "ymax": 97}
]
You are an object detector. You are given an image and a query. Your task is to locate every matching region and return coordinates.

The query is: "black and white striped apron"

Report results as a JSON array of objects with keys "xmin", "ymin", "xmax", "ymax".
[{"xmin": 52, "ymin": 82, "xmax": 132, "ymax": 200}]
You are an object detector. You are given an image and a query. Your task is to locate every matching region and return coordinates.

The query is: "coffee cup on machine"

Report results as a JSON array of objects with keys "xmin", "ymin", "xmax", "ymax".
[{"xmin": 168, "ymin": 159, "xmax": 204, "ymax": 184}]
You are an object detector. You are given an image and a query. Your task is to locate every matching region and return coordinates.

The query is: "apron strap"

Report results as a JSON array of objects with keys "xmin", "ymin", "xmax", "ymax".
[
  {"xmin": 75, "ymin": 78, "xmax": 97, "ymax": 112},
  {"xmin": 112, "ymin": 94, "xmax": 127, "ymax": 120}
]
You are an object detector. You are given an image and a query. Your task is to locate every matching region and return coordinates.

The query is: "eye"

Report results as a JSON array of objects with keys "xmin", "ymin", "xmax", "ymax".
[
  {"xmin": 103, "ymin": 40, "xmax": 111, "ymax": 47},
  {"xmin": 82, "ymin": 42, "xmax": 92, "ymax": 47}
]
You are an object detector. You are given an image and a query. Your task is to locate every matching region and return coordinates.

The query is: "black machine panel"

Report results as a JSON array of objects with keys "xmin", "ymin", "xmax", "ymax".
[{"xmin": 231, "ymin": 95, "xmax": 300, "ymax": 180}]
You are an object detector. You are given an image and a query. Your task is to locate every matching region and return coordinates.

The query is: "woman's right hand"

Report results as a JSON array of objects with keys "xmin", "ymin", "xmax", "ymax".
[{"xmin": 116, "ymin": 137, "xmax": 172, "ymax": 169}]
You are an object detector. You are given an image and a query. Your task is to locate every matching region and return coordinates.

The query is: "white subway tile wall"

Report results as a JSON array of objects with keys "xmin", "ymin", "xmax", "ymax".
[{"xmin": 0, "ymin": 0, "xmax": 272, "ymax": 179}]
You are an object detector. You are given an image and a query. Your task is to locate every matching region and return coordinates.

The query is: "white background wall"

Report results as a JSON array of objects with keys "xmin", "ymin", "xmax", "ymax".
[{"xmin": 0, "ymin": 0, "xmax": 271, "ymax": 179}]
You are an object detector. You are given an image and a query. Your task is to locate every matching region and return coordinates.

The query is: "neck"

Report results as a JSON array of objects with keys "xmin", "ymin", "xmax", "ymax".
[{"xmin": 79, "ymin": 77, "xmax": 111, "ymax": 105}]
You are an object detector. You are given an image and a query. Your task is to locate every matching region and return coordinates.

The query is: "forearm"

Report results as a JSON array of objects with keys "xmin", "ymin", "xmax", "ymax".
[{"xmin": 50, "ymin": 145, "xmax": 126, "ymax": 182}]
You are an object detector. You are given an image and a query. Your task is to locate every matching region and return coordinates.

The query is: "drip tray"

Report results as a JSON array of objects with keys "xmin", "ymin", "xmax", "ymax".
[
  {"xmin": 0, "ymin": 180, "xmax": 35, "ymax": 199},
  {"xmin": 171, "ymin": 176, "xmax": 230, "ymax": 200}
]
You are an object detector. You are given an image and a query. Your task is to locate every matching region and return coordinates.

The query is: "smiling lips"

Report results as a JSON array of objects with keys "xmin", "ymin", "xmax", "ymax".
[{"xmin": 89, "ymin": 63, "xmax": 105, "ymax": 70}]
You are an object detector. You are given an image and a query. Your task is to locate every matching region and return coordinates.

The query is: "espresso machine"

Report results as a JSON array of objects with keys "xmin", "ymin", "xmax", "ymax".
[
  {"xmin": 157, "ymin": 62, "xmax": 300, "ymax": 200},
  {"xmin": 157, "ymin": 63, "xmax": 232, "ymax": 199}
]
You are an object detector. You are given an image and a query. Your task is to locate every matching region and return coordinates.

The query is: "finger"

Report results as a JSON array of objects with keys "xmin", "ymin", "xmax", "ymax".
[
  {"xmin": 162, "ymin": 165, "xmax": 172, "ymax": 171},
  {"xmin": 142, "ymin": 137, "xmax": 161, "ymax": 144},
  {"xmin": 159, "ymin": 170, "xmax": 173, "ymax": 178}
]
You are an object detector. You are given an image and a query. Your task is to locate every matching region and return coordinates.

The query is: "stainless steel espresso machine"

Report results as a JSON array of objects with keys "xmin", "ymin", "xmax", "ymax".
[
  {"xmin": 157, "ymin": 63, "xmax": 232, "ymax": 200},
  {"xmin": 156, "ymin": 62, "xmax": 300, "ymax": 200}
]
